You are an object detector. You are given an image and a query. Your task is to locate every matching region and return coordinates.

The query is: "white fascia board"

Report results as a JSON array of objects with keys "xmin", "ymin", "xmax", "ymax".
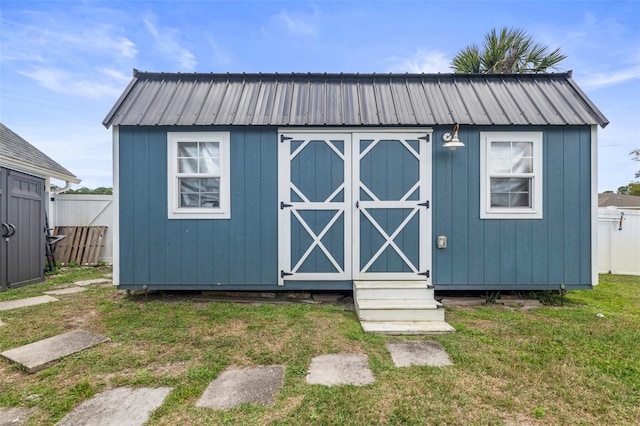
[
  {"xmin": 280, "ymin": 127, "xmax": 434, "ymax": 134},
  {"xmin": 0, "ymin": 155, "xmax": 81, "ymax": 184},
  {"xmin": 112, "ymin": 126, "xmax": 120, "ymax": 286},
  {"xmin": 591, "ymin": 125, "xmax": 598, "ymax": 286}
]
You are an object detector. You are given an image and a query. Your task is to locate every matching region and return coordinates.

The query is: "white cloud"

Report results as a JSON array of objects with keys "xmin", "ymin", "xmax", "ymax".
[
  {"xmin": 386, "ymin": 50, "xmax": 451, "ymax": 74},
  {"xmin": 143, "ymin": 17, "xmax": 197, "ymax": 71},
  {"xmin": 273, "ymin": 9, "xmax": 317, "ymax": 35},
  {"xmin": 19, "ymin": 67, "xmax": 124, "ymax": 99},
  {"xmin": 582, "ymin": 66, "xmax": 640, "ymax": 90}
]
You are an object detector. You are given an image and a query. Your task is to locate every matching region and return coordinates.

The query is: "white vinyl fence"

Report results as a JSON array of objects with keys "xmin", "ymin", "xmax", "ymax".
[
  {"xmin": 50, "ymin": 194, "xmax": 113, "ymax": 263},
  {"xmin": 598, "ymin": 207, "xmax": 640, "ymax": 275}
]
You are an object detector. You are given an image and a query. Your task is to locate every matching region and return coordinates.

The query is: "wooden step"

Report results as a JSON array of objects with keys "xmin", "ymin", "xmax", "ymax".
[
  {"xmin": 360, "ymin": 321, "xmax": 455, "ymax": 335},
  {"xmin": 353, "ymin": 281, "xmax": 434, "ymax": 300},
  {"xmin": 356, "ymin": 299, "xmax": 445, "ymax": 322}
]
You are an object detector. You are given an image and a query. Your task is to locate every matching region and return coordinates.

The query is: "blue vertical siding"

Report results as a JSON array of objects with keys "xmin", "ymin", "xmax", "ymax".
[
  {"xmin": 433, "ymin": 125, "xmax": 593, "ymax": 290},
  {"xmin": 119, "ymin": 124, "xmax": 593, "ymax": 291},
  {"xmin": 119, "ymin": 126, "xmax": 278, "ymax": 289}
]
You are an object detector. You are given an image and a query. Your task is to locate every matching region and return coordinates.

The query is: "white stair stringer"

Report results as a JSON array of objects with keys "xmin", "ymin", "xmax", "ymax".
[{"xmin": 353, "ymin": 281, "xmax": 455, "ymax": 335}]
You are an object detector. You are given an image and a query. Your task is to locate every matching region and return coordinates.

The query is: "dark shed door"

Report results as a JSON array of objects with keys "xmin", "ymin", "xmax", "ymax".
[
  {"xmin": 0, "ymin": 168, "xmax": 45, "ymax": 290},
  {"xmin": 0, "ymin": 167, "xmax": 6, "ymax": 291}
]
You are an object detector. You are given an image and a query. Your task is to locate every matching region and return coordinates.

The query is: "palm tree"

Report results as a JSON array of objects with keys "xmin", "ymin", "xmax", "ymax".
[{"xmin": 451, "ymin": 28, "xmax": 567, "ymax": 73}]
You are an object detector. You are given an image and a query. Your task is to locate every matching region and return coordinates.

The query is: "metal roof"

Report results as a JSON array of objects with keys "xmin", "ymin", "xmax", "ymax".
[
  {"xmin": 103, "ymin": 71, "xmax": 609, "ymax": 128},
  {"xmin": 0, "ymin": 123, "xmax": 79, "ymax": 182}
]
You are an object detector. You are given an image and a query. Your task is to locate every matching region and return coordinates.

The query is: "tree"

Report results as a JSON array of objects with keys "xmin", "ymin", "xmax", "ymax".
[
  {"xmin": 617, "ymin": 183, "xmax": 640, "ymax": 196},
  {"xmin": 50, "ymin": 185, "xmax": 113, "ymax": 195},
  {"xmin": 631, "ymin": 148, "xmax": 640, "ymax": 179},
  {"xmin": 451, "ymin": 27, "xmax": 567, "ymax": 74}
]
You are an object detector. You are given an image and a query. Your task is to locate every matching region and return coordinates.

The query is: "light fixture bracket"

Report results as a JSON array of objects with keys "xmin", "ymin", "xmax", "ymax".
[{"xmin": 442, "ymin": 132, "xmax": 453, "ymax": 142}]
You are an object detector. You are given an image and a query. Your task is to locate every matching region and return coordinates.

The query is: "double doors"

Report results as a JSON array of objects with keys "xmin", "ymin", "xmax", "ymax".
[
  {"xmin": 278, "ymin": 131, "xmax": 431, "ymax": 285},
  {"xmin": 0, "ymin": 167, "xmax": 45, "ymax": 291}
]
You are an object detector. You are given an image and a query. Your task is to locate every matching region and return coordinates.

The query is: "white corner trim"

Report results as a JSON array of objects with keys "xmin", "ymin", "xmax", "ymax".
[
  {"xmin": 591, "ymin": 125, "xmax": 598, "ymax": 286},
  {"xmin": 112, "ymin": 126, "xmax": 120, "ymax": 287}
]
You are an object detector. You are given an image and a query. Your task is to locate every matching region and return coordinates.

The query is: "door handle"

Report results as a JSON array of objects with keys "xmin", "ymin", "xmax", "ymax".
[
  {"xmin": 6, "ymin": 223, "xmax": 16, "ymax": 238},
  {"xmin": 1, "ymin": 223, "xmax": 8, "ymax": 237}
]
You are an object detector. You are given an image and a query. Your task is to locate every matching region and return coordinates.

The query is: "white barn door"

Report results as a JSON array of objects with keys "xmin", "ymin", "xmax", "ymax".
[{"xmin": 278, "ymin": 131, "xmax": 431, "ymax": 285}]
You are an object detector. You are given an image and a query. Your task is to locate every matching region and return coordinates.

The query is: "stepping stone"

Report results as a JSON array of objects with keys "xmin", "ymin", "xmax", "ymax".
[
  {"xmin": 440, "ymin": 297, "xmax": 485, "ymax": 307},
  {"xmin": 44, "ymin": 287, "xmax": 87, "ymax": 295},
  {"xmin": 56, "ymin": 387, "xmax": 171, "ymax": 426},
  {"xmin": 74, "ymin": 279, "xmax": 111, "ymax": 287},
  {"xmin": 386, "ymin": 341, "xmax": 453, "ymax": 367},
  {"xmin": 0, "ymin": 295, "xmax": 58, "ymax": 312},
  {"xmin": 196, "ymin": 365, "xmax": 285, "ymax": 411},
  {"xmin": 306, "ymin": 354, "xmax": 375, "ymax": 386},
  {"xmin": 0, "ymin": 330, "xmax": 110, "ymax": 373},
  {"xmin": 0, "ymin": 407, "xmax": 37, "ymax": 425}
]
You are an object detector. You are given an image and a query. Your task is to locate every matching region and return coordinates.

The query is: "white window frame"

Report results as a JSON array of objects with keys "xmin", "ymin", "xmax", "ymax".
[
  {"xmin": 167, "ymin": 131, "xmax": 231, "ymax": 219},
  {"xmin": 480, "ymin": 131, "xmax": 543, "ymax": 219}
]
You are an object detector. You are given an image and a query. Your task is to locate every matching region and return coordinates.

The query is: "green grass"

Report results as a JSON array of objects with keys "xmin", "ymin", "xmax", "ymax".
[{"xmin": 1, "ymin": 270, "xmax": 639, "ymax": 425}]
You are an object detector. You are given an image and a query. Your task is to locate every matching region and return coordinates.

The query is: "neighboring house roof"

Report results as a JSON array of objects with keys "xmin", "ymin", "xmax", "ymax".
[
  {"xmin": 598, "ymin": 193, "xmax": 640, "ymax": 208},
  {"xmin": 0, "ymin": 123, "xmax": 80, "ymax": 183},
  {"xmin": 103, "ymin": 70, "xmax": 608, "ymax": 128}
]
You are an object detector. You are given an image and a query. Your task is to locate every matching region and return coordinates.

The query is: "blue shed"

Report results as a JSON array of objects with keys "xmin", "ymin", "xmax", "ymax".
[{"xmin": 104, "ymin": 71, "xmax": 608, "ymax": 333}]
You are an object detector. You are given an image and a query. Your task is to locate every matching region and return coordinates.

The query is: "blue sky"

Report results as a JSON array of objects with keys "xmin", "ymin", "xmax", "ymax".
[{"xmin": 1, "ymin": 0, "xmax": 639, "ymax": 191}]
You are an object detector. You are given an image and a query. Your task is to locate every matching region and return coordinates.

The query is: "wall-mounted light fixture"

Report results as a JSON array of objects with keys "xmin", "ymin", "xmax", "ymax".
[{"xmin": 442, "ymin": 123, "xmax": 465, "ymax": 151}]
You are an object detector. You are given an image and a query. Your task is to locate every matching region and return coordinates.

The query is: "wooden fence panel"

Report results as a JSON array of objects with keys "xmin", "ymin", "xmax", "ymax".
[{"xmin": 53, "ymin": 226, "xmax": 108, "ymax": 266}]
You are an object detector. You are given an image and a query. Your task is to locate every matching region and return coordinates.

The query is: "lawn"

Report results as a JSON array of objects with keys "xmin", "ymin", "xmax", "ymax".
[{"xmin": 1, "ymin": 268, "xmax": 639, "ymax": 425}]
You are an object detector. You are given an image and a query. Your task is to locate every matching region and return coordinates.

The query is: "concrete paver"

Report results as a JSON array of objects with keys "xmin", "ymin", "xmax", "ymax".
[
  {"xmin": 0, "ymin": 407, "xmax": 37, "ymax": 425},
  {"xmin": 0, "ymin": 295, "xmax": 58, "ymax": 312},
  {"xmin": 56, "ymin": 387, "xmax": 171, "ymax": 426},
  {"xmin": 440, "ymin": 297, "xmax": 485, "ymax": 307},
  {"xmin": 306, "ymin": 353, "xmax": 375, "ymax": 386},
  {"xmin": 0, "ymin": 330, "xmax": 110, "ymax": 373},
  {"xmin": 44, "ymin": 287, "xmax": 87, "ymax": 295},
  {"xmin": 386, "ymin": 341, "xmax": 453, "ymax": 367},
  {"xmin": 74, "ymin": 279, "xmax": 111, "ymax": 287},
  {"xmin": 196, "ymin": 365, "xmax": 285, "ymax": 411}
]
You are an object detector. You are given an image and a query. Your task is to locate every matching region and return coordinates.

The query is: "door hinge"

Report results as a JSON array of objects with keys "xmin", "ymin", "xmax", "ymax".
[
  {"xmin": 418, "ymin": 134, "xmax": 430, "ymax": 142},
  {"xmin": 281, "ymin": 270, "xmax": 293, "ymax": 278},
  {"xmin": 280, "ymin": 135, "xmax": 293, "ymax": 143},
  {"xmin": 418, "ymin": 201, "xmax": 429, "ymax": 208},
  {"xmin": 418, "ymin": 270, "xmax": 430, "ymax": 278},
  {"xmin": 280, "ymin": 201, "xmax": 292, "ymax": 209}
]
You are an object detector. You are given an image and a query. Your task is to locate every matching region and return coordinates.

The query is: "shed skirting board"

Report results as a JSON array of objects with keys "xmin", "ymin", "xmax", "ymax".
[
  {"xmin": 432, "ymin": 283, "xmax": 593, "ymax": 291},
  {"xmin": 117, "ymin": 281, "xmax": 353, "ymax": 291}
]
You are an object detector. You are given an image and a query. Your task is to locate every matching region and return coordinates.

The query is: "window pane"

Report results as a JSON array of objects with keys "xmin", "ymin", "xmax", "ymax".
[
  {"xmin": 201, "ymin": 193, "xmax": 220, "ymax": 208},
  {"xmin": 491, "ymin": 159, "xmax": 512, "ymax": 173},
  {"xmin": 509, "ymin": 178, "xmax": 531, "ymax": 193},
  {"xmin": 178, "ymin": 142, "xmax": 198, "ymax": 158},
  {"xmin": 512, "ymin": 142, "xmax": 533, "ymax": 157},
  {"xmin": 510, "ymin": 193, "xmax": 530, "ymax": 207},
  {"xmin": 512, "ymin": 158, "xmax": 533, "ymax": 173},
  {"xmin": 200, "ymin": 178, "xmax": 219, "ymax": 192},
  {"xmin": 180, "ymin": 193, "xmax": 199, "ymax": 208},
  {"xmin": 199, "ymin": 158, "xmax": 220, "ymax": 174},
  {"xmin": 200, "ymin": 142, "xmax": 219, "ymax": 158},
  {"xmin": 180, "ymin": 178, "xmax": 200, "ymax": 193},
  {"xmin": 490, "ymin": 178, "xmax": 511, "ymax": 193},
  {"xmin": 491, "ymin": 193, "xmax": 510, "ymax": 207},
  {"xmin": 178, "ymin": 158, "xmax": 198, "ymax": 173},
  {"xmin": 490, "ymin": 142, "xmax": 511, "ymax": 158}
]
